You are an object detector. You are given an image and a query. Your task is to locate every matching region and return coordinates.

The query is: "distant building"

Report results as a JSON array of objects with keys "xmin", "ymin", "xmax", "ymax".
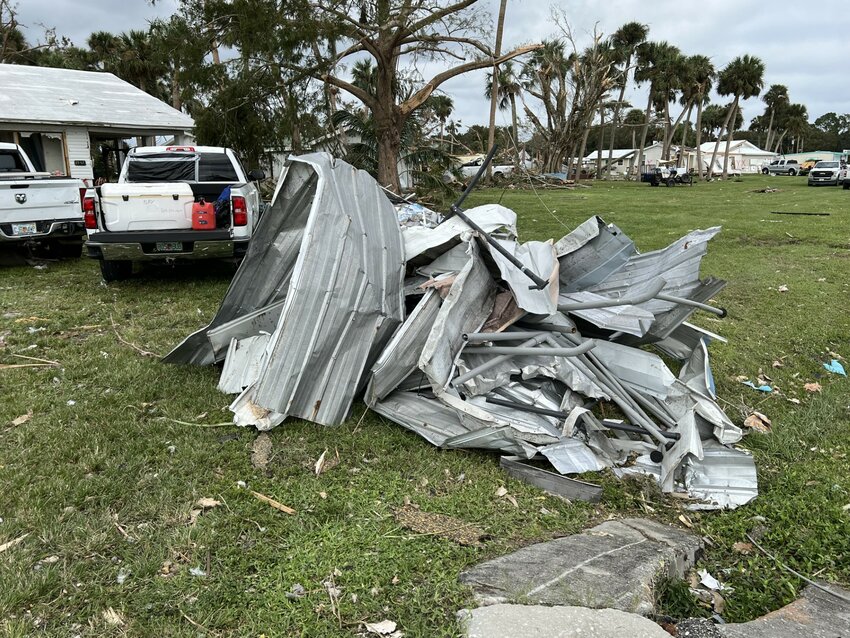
[
  {"xmin": 0, "ymin": 64, "xmax": 194, "ymax": 182},
  {"xmin": 691, "ymin": 139, "xmax": 774, "ymax": 175}
]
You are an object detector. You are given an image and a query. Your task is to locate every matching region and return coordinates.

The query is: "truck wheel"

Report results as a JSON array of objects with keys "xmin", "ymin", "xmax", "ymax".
[
  {"xmin": 788, "ymin": 169, "xmax": 796, "ymax": 176},
  {"xmin": 844, "ymin": 182, "xmax": 850, "ymax": 190},
  {"xmin": 762, "ymin": 168, "xmax": 769, "ymax": 175},
  {"xmin": 100, "ymin": 259, "xmax": 132, "ymax": 282},
  {"xmin": 680, "ymin": 173, "xmax": 693, "ymax": 184}
]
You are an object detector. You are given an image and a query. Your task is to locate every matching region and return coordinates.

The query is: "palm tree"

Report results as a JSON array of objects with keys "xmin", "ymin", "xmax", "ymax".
[
  {"xmin": 709, "ymin": 55, "xmax": 765, "ymax": 179},
  {"xmin": 486, "ymin": 0, "xmax": 508, "ymax": 180},
  {"xmin": 606, "ymin": 22, "xmax": 648, "ymax": 177},
  {"xmin": 761, "ymin": 84, "xmax": 788, "ymax": 152},
  {"xmin": 485, "ymin": 61, "xmax": 522, "ymax": 152},
  {"xmin": 428, "ymin": 94, "xmax": 454, "ymax": 149},
  {"xmin": 688, "ymin": 55, "xmax": 715, "ymax": 179},
  {"xmin": 634, "ymin": 41, "xmax": 680, "ymax": 176}
]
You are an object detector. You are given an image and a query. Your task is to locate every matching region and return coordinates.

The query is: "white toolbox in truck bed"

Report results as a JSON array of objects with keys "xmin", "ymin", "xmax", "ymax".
[{"xmin": 99, "ymin": 182, "xmax": 194, "ymax": 231}]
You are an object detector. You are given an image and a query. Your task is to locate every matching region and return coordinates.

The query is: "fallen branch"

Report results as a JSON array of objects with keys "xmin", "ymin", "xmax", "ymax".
[
  {"xmin": 167, "ymin": 418, "xmax": 233, "ymax": 428},
  {"xmin": 0, "ymin": 533, "xmax": 29, "ymax": 554},
  {"xmin": 10, "ymin": 354, "xmax": 60, "ymax": 365},
  {"xmin": 251, "ymin": 490, "xmax": 296, "ymax": 515},
  {"xmin": 0, "ymin": 363, "xmax": 58, "ymax": 370},
  {"xmin": 109, "ymin": 314, "xmax": 160, "ymax": 358}
]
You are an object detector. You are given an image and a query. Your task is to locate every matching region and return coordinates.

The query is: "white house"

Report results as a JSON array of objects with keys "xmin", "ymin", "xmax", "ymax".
[
  {"xmin": 692, "ymin": 139, "xmax": 774, "ymax": 174},
  {"xmin": 582, "ymin": 142, "xmax": 667, "ymax": 176},
  {"xmin": 0, "ymin": 64, "xmax": 194, "ymax": 182}
]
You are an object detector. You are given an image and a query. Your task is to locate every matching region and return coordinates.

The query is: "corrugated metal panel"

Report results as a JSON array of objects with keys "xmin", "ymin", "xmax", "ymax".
[
  {"xmin": 247, "ymin": 153, "xmax": 406, "ymax": 425},
  {"xmin": 65, "ymin": 128, "xmax": 93, "ymax": 180},
  {"xmin": 0, "ymin": 64, "xmax": 194, "ymax": 132}
]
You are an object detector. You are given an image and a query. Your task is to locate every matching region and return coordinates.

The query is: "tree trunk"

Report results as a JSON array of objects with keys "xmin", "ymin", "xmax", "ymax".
[
  {"xmin": 695, "ymin": 98, "xmax": 704, "ymax": 179},
  {"xmin": 576, "ymin": 126, "xmax": 591, "ymax": 181},
  {"xmin": 171, "ymin": 72, "xmax": 181, "ymax": 110},
  {"xmin": 720, "ymin": 96, "xmax": 739, "ymax": 180},
  {"xmin": 666, "ymin": 102, "xmax": 691, "ymax": 161},
  {"xmin": 662, "ymin": 99, "xmax": 672, "ymax": 160},
  {"xmin": 635, "ymin": 90, "xmax": 654, "ymax": 179},
  {"xmin": 486, "ymin": 0, "xmax": 508, "ymax": 181},
  {"xmin": 510, "ymin": 94, "xmax": 519, "ymax": 166},
  {"xmin": 607, "ymin": 54, "xmax": 630, "ymax": 179},
  {"xmin": 773, "ymin": 129, "xmax": 787, "ymax": 154},
  {"xmin": 595, "ymin": 104, "xmax": 604, "ymax": 178},
  {"xmin": 764, "ymin": 109, "xmax": 775, "ymax": 151}
]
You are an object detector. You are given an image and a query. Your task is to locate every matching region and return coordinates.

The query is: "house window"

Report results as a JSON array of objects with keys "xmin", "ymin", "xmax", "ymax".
[{"xmin": 617, "ymin": 159, "xmax": 623, "ymax": 165}]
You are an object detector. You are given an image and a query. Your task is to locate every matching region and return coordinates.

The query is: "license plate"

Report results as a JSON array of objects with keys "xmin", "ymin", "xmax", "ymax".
[
  {"xmin": 11, "ymin": 223, "xmax": 38, "ymax": 236},
  {"xmin": 155, "ymin": 241, "xmax": 184, "ymax": 252}
]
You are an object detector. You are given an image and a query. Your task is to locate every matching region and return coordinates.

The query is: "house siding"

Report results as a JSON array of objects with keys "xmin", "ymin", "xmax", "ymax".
[{"xmin": 65, "ymin": 128, "xmax": 94, "ymax": 180}]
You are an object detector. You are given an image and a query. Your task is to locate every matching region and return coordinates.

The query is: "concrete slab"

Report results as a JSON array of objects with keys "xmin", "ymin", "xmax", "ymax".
[
  {"xmin": 463, "ymin": 603, "xmax": 672, "ymax": 638},
  {"xmin": 718, "ymin": 584, "xmax": 850, "ymax": 638},
  {"xmin": 459, "ymin": 518, "xmax": 701, "ymax": 615}
]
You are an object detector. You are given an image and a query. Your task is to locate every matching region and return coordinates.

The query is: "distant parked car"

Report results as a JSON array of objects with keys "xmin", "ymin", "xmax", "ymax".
[
  {"xmin": 807, "ymin": 161, "xmax": 842, "ymax": 186},
  {"xmin": 762, "ymin": 159, "xmax": 800, "ymax": 176}
]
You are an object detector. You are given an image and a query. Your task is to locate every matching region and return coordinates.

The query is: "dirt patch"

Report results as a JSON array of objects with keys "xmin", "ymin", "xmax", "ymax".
[{"xmin": 393, "ymin": 504, "xmax": 486, "ymax": 546}]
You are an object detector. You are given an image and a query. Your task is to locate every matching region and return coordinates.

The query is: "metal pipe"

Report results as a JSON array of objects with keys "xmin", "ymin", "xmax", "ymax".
[
  {"xmin": 656, "ymin": 293, "xmax": 727, "ymax": 318},
  {"xmin": 484, "ymin": 397, "xmax": 680, "ymax": 440},
  {"xmin": 558, "ymin": 279, "xmax": 666, "ymax": 312},
  {"xmin": 463, "ymin": 331, "xmax": 547, "ymax": 343},
  {"xmin": 452, "ymin": 333, "xmax": 548, "ymax": 386},
  {"xmin": 448, "ymin": 145, "xmax": 549, "ymax": 291},
  {"xmin": 516, "ymin": 321, "xmax": 577, "ymax": 334},
  {"xmin": 462, "ymin": 342, "xmax": 596, "ymax": 357}
]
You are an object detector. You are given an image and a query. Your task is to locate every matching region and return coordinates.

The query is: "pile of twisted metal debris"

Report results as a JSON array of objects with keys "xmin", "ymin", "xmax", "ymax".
[{"xmin": 165, "ymin": 152, "xmax": 757, "ymax": 510}]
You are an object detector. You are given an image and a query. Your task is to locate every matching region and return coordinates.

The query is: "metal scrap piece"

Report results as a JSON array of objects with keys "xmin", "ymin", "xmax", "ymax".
[
  {"xmin": 218, "ymin": 334, "xmax": 270, "ymax": 394},
  {"xmin": 684, "ymin": 440, "xmax": 758, "ymax": 510},
  {"xmin": 500, "ymin": 456, "xmax": 602, "ymax": 502}
]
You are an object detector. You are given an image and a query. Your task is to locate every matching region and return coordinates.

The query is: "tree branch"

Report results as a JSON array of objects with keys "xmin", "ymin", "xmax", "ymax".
[{"xmin": 400, "ymin": 43, "xmax": 541, "ymax": 115}]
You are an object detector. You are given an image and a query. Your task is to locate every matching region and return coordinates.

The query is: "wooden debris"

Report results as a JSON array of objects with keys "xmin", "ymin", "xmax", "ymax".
[
  {"xmin": 0, "ymin": 533, "xmax": 29, "ymax": 554},
  {"xmin": 393, "ymin": 504, "xmax": 485, "ymax": 546},
  {"xmin": 109, "ymin": 314, "xmax": 160, "ymax": 358},
  {"xmin": 251, "ymin": 490, "xmax": 296, "ymax": 515}
]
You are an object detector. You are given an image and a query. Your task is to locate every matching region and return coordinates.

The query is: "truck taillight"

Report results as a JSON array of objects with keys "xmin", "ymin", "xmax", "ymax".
[
  {"xmin": 232, "ymin": 196, "xmax": 247, "ymax": 226},
  {"xmin": 83, "ymin": 197, "xmax": 97, "ymax": 229}
]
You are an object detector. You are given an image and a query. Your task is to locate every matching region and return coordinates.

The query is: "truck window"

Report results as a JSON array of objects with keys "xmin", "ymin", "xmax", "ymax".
[
  {"xmin": 127, "ymin": 154, "xmax": 196, "ymax": 182},
  {"xmin": 0, "ymin": 150, "xmax": 27, "ymax": 172},
  {"xmin": 198, "ymin": 154, "xmax": 239, "ymax": 182}
]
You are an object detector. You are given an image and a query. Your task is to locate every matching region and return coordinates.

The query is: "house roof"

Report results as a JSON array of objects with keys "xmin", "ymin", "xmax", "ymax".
[
  {"xmin": 583, "ymin": 148, "xmax": 636, "ymax": 161},
  {"xmin": 697, "ymin": 139, "xmax": 773, "ymax": 156},
  {"xmin": 0, "ymin": 64, "xmax": 194, "ymax": 134}
]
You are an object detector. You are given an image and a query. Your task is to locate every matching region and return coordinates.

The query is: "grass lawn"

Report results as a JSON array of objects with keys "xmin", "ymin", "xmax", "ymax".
[{"xmin": 1, "ymin": 174, "xmax": 849, "ymax": 636}]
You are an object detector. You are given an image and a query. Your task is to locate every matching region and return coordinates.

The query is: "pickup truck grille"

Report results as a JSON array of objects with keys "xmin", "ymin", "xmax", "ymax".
[{"xmin": 811, "ymin": 171, "xmax": 834, "ymax": 178}]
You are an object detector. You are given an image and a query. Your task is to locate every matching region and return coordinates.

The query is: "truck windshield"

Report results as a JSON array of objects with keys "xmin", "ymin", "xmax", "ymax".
[
  {"xmin": 126, "ymin": 153, "xmax": 239, "ymax": 182},
  {"xmin": 0, "ymin": 150, "xmax": 27, "ymax": 172}
]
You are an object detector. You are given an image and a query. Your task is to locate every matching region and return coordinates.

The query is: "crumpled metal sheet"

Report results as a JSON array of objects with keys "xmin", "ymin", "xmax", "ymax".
[
  {"xmin": 371, "ymin": 390, "xmax": 470, "ymax": 447},
  {"xmin": 218, "ymin": 334, "xmax": 270, "ymax": 394},
  {"xmin": 419, "ymin": 240, "xmax": 496, "ymax": 393},
  {"xmin": 403, "ymin": 204, "xmax": 517, "ymax": 263},
  {"xmin": 164, "ymin": 161, "xmax": 318, "ymax": 365},
  {"xmin": 245, "ymin": 154, "xmax": 405, "ymax": 426},
  {"xmin": 365, "ymin": 288, "xmax": 441, "ymax": 405},
  {"xmin": 590, "ymin": 340, "xmax": 677, "ymax": 400},
  {"xmin": 684, "ymin": 440, "xmax": 758, "ymax": 510},
  {"xmin": 557, "ymin": 217, "xmax": 635, "ymax": 292},
  {"xmin": 488, "ymin": 239, "xmax": 559, "ymax": 315},
  {"xmin": 540, "ymin": 437, "xmax": 607, "ymax": 474},
  {"xmin": 558, "ymin": 290, "xmax": 655, "ymax": 336}
]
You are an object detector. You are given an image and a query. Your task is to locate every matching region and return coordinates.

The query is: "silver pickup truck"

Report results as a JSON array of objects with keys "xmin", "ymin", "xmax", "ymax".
[
  {"xmin": 0, "ymin": 142, "xmax": 89, "ymax": 256},
  {"xmin": 85, "ymin": 146, "xmax": 264, "ymax": 281},
  {"xmin": 761, "ymin": 159, "xmax": 800, "ymax": 176}
]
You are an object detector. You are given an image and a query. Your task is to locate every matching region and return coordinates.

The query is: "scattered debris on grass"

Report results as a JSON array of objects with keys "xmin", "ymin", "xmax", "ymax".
[
  {"xmin": 823, "ymin": 359, "xmax": 846, "ymax": 376},
  {"xmin": 10, "ymin": 411, "xmax": 32, "ymax": 427},
  {"xmin": 251, "ymin": 433, "xmax": 273, "ymax": 469},
  {"xmin": 0, "ymin": 533, "xmax": 29, "ymax": 554},
  {"xmin": 393, "ymin": 505, "xmax": 486, "ymax": 546},
  {"xmin": 363, "ymin": 619, "xmax": 401, "ymax": 636},
  {"xmin": 165, "ymin": 152, "xmax": 759, "ymax": 511},
  {"xmin": 109, "ymin": 314, "xmax": 160, "ymax": 358},
  {"xmin": 743, "ymin": 412, "xmax": 771, "ymax": 433},
  {"xmin": 251, "ymin": 490, "xmax": 295, "ymax": 515},
  {"xmin": 777, "ymin": 284, "xmax": 789, "ymax": 293},
  {"xmin": 101, "ymin": 608, "xmax": 126, "ymax": 627},
  {"xmin": 804, "ymin": 382, "xmax": 822, "ymax": 393}
]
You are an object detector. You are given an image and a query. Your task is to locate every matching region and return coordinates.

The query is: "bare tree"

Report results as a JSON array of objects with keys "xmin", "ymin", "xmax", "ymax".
[
  {"xmin": 301, "ymin": 0, "xmax": 539, "ymax": 192},
  {"xmin": 520, "ymin": 21, "xmax": 616, "ymax": 175}
]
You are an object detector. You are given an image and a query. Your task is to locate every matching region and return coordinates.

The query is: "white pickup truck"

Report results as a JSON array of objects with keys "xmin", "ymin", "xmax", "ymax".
[
  {"xmin": 85, "ymin": 146, "xmax": 264, "ymax": 281},
  {"xmin": 0, "ymin": 142, "xmax": 90, "ymax": 256}
]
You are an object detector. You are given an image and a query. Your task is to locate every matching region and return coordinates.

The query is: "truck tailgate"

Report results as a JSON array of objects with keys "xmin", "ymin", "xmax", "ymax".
[
  {"xmin": 1, "ymin": 179, "xmax": 82, "ymax": 224},
  {"xmin": 100, "ymin": 183, "xmax": 195, "ymax": 231}
]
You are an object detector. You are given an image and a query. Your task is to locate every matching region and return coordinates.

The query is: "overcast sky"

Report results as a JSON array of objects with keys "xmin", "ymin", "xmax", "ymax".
[{"xmin": 14, "ymin": 0, "xmax": 850, "ymax": 137}]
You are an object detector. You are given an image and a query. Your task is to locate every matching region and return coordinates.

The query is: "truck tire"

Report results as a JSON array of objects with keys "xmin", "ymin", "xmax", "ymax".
[
  {"xmin": 844, "ymin": 182, "xmax": 850, "ymax": 190},
  {"xmin": 788, "ymin": 168, "xmax": 797, "ymax": 176},
  {"xmin": 100, "ymin": 259, "xmax": 132, "ymax": 282},
  {"xmin": 762, "ymin": 168, "xmax": 769, "ymax": 175}
]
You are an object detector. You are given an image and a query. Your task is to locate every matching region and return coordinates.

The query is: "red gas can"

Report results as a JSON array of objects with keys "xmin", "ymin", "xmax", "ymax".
[{"xmin": 192, "ymin": 198, "xmax": 216, "ymax": 230}]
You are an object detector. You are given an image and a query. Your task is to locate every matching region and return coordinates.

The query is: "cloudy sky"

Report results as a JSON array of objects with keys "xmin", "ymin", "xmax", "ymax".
[{"xmin": 14, "ymin": 0, "xmax": 850, "ymax": 136}]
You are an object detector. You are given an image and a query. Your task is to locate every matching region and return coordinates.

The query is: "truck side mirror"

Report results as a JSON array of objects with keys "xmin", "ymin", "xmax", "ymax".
[{"xmin": 248, "ymin": 169, "xmax": 266, "ymax": 181}]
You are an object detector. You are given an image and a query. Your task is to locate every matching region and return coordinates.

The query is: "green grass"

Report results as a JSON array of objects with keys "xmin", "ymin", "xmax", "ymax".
[{"xmin": 1, "ymin": 175, "xmax": 849, "ymax": 635}]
